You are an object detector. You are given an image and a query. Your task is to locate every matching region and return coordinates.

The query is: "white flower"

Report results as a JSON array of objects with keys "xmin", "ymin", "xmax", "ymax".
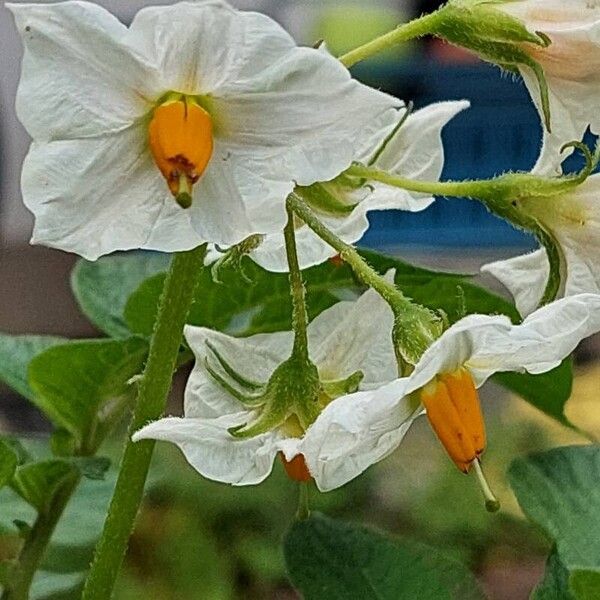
[
  {"xmin": 497, "ymin": 0, "xmax": 600, "ymax": 172},
  {"xmin": 244, "ymin": 101, "xmax": 469, "ymax": 272},
  {"xmin": 133, "ymin": 285, "xmax": 401, "ymax": 488},
  {"xmin": 303, "ymin": 293, "xmax": 600, "ymax": 491},
  {"xmin": 9, "ymin": 1, "xmax": 399, "ymax": 260},
  {"xmin": 482, "ymin": 174, "xmax": 600, "ymax": 316}
]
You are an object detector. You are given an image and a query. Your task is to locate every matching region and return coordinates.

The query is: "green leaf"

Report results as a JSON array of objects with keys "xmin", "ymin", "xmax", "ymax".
[
  {"xmin": 0, "ymin": 441, "xmax": 18, "ymax": 489},
  {"xmin": 0, "ymin": 334, "xmax": 65, "ymax": 401},
  {"xmin": 11, "ymin": 460, "xmax": 78, "ymax": 513},
  {"xmin": 494, "ymin": 358, "xmax": 574, "ymax": 427},
  {"xmin": 284, "ymin": 513, "xmax": 485, "ymax": 599},
  {"xmin": 71, "ymin": 252, "xmax": 170, "ymax": 337},
  {"xmin": 532, "ymin": 548, "xmax": 576, "ymax": 600},
  {"xmin": 28, "ymin": 338, "xmax": 148, "ymax": 452},
  {"xmin": 123, "ymin": 249, "xmax": 468, "ymax": 338},
  {"xmin": 509, "ymin": 446, "xmax": 600, "ymax": 600}
]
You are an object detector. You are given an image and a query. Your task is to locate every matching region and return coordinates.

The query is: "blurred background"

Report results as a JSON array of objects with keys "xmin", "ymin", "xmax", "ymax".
[{"xmin": 0, "ymin": 1, "xmax": 598, "ymax": 599}]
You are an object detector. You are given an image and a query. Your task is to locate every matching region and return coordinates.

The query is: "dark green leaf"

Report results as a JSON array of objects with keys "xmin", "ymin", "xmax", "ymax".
[
  {"xmin": 71, "ymin": 252, "xmax": 170, "ymax": 337},
  {"xmin": 494, "ymin": 358, "xmax": 573, "ymax": 428},
  {"xmin": 124, "ymin": 250, "xmax": 468, "ymax": 338},
  {"xmin": 0, "ymin": 441, "xmax": 18, "ymax": 489},
  {"xmin": 532, "ymin": 548, "xmax": 576, "ymax": 600},
  {"xmin": 0, "ymin": 334, "xmax": 65, "ymax": 401},
  {"xmin": 11, "ymin": 460, "xmax": 77, "ymax": 513},
  {"xmin": 284, "ymin": 513, "xmax": 485, "ymax": 600},
  {"xmin": 509, "ymin": 446, "xmax": 600, "ymax": 600},
  {"xmin": 70, "ymin": 457, "xmax": 110, "ymax": 481},
  {"xmin": 28, "ymin": 338, "xmax": 147, "ymax": 452}
]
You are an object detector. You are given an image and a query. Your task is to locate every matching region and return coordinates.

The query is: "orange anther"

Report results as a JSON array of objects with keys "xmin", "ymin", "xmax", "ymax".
[
  {"xmin": 420, "ymin": 369, "xmax": 486, "ymax": 473},
  {"xmin": 280, "ymin": 452, "xmax": 312, "ymax": 483},
  {"xmin": 148, "ymin": 98, "xmax": 213, "ymax": 207}
]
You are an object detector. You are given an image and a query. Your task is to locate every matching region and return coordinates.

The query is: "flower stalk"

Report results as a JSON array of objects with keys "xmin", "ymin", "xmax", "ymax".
[
  {"xmin": 288, "ymin": 192, "xmax": 442, "ymax": 369},
  {"xmin": 82, "ymin": 245, "xmax": 206, "ymax": 600},
  {"xmin": 339, "ymin": 9, "xmax": 446, "ymax": 67}
]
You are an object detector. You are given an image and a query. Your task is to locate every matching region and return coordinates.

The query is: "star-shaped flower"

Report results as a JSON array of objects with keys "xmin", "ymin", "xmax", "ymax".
[{"xmin": 9, "ymin": 0, "xmax": 399, "ymax": 259}]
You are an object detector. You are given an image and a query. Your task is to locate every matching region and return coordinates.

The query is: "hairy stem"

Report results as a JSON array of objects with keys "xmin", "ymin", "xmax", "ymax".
[
  {"xmin": 2, "ymin": 473, "xmax": 80, "ymax": 600},
  {"xmin": 284, "ymin": 202, "xmax": 310, "ymax": 361},
  {"xmin": 82, "ymin": 245, "xmax": 206, "ymax": 600},
  {"xmin": 288, "ymin": 193, "xmax": 411, "ymax": 312},
  {"xmin": 339, "ymin": 9, "xmax": 445, "ymax": 67}
]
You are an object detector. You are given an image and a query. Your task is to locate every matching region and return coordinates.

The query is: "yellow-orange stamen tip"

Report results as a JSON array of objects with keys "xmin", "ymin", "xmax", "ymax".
[
  {"xmin": 280, "ymin": 452, "xmax": 312, "ymax": 483},
  {"xmin": 420, "ymin": 369, "xmax": 487, "ymax": 473},
  {"xmin": 148, "ymin": 98, "xmax": 213, "ymax": 206},
  {"xmin": 473, "ymin": 459, "xmax": 500, "ymax": 513}
]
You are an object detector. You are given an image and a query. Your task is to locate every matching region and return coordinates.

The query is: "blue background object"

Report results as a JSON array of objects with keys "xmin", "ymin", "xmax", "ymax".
[{"xmin": 355, "ymin": 61, "xmax": 541, "ymax": 249}]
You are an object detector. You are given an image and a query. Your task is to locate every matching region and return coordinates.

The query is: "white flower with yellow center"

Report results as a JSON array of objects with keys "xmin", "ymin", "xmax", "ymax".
[
  {"xmin": 9, "ymin": 0, "xmax": 399, "ymax": 260},
  {"xmin": 133, "ymin": 285, "xmax": 399, "ymax": 487},
  {"xmin": 496, "ymin": 0, "xmax": 600, "ymax": 170},
  {"xmin": 244, "ymin": 101, "xmax": 469, "ymax": 272},
  {"xmin": 482, "ymin": 173, "xmax": 600, "ymax": 317},
  {"xmin": 303, "ymin": 293, "xmax": 600, "ymax": 493}
]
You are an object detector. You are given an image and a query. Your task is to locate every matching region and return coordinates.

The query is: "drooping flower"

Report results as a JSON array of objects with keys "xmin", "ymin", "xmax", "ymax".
[
  {"xmin": 495, "ymin": 0, "xmax": 600, "ymax": 171},
  {"xmin": 236, "ymin": 101, "xmax": 469, "ymax": 272},
  {"xmin": 482, "ymin": 173, "xmax": 600, "ymax": 316},
  {"xmin": 302, "ymin": 293, "xmax": 600, "ymax": 492},
  {"xmin": 9, "ymin": 0, "xmax": 399, "ymax": 260},
  {"xmin": 133, "ymin": 285, "xmax": 403, "ymax": 487}
]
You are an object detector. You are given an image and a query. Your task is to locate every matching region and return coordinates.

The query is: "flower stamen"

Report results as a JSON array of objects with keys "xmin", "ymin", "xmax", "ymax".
[{"xmin": 148, "ymin": 96, "xmax": 213, "ymax": 208}]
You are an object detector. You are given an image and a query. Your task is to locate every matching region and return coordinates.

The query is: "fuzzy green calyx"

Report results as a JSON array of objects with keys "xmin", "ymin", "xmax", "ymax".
[
  {"xmin": 204, "ymin": 344, "xmax": 364, "ymax": 439},
  {"xmin": 392, "ymin": 304, "xmax": 445, "ymax": 369},
  {"xmin": 433, "ymin": 0, "xmax": 552, "ymax": 130},
  {"xmin": 210, "ymin": 234, "xmax": 264, "ymax": 283}
]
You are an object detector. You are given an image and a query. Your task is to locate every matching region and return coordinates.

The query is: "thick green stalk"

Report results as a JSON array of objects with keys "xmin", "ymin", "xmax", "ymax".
[
  {"xmin": 82, "ymin": 245, "xmax": 206, "ymax": 600},
  {"xmin": 339, "ymin": 9, "xmax": 445, "ymax": 67},
  {"xmin": 283, "ymin": 203, "xmax": 310, "ymax": 360},
  {"xmin": 2, "ymin": 474, "xmax": 80, "ymax": 600}
]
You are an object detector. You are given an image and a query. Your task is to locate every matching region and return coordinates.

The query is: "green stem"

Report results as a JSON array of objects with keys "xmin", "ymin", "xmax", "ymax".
[
  {"xmin": 296, "ymin": 483, "xmax": 311, "ymax": 521},
  {"xmin": 288, "ymin": 193, "xmax": 411, "ymax": 312},
  {"xmin": 284, "ymin": 202, "xmax": 310, "ymax": 361},
  {"xmin": 346, "ymin": 164, "xmax": 499, "ymax": 199},
  {"xmin": 339, "ymin": 9, "xmax": 445, "ymax": 67},
  {"xmin": 82, "ymin": 245, "xmax": 206, "ymax": 600},
  {"xmin": 2, "ymin": 473, "xmax": 80, "ymax": 600}
]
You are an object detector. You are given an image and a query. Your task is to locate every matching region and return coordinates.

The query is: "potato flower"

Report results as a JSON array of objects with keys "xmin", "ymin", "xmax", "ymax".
[
  {"xmin": 302, "ymin": 293, "xmax": 600, "ymax": 492},
  {"xmin": 133, "ymin": 285, "xmax": 401, "ymax": 488},
  {"xmin": 9, "ymin": 0, "xmax": 399, "ymax": 259}
]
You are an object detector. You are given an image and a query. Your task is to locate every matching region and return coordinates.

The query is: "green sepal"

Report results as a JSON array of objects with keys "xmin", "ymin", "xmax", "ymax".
[
  {"xmin": 321, "ymin": 370, "xmax": 364, "ymax": 400},
  {"xmin": 392, "ymin": 304, "xmax": 445, "ymax": 368},
  {"xmin": 228, "ymin": 356, "xmax": 321, "ymax": 438},
  {"xmin": 434, "ymin": 0, "xmax": 552, "ymax": 129},
  {"xmin": 298, "ymin": 182, "xmax": 358, "ymax": 217}
]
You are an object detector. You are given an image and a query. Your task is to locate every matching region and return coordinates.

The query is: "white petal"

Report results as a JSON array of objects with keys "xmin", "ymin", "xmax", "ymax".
[
  {"xmin": 8, "ymin": 1, "xmax": 157, "ymax": 140},
  {"xmin": 407, "ymin": 294, "xmax": 600, "ymax": 390},
  {"xmin": 184, "ymin": 326, "xmax": 293, "ymax": 418},
  {"xmin": 548, "ymin": 177, "xmax": 600, "ymax": 299},
  {"xmin": 21, "ymin": 124, "xmax": 204, "ymax": 260},
  {"xmin": 302, "ymin": 382, "xmax": 420, "ymax": 492},
  {"xmin": 308, "ymin": 287, "xmax": 397, "ymax": 386},
  {"xmin": 126, "ymin": 0, "xmax": 296, "ymax": 96},
  {"xmin": 210, "ymin": 54, "xmax": 400, "ymax": 187},
  {"xmin": 481, "ymin": 249, "xmax": 549, "ymax": 317},
  {"xmin": 250, "ymin": 102, "xmax": 468, "ymax": 272},
  {"xmin": 189, "ymin": 150, "xmax": 293, "ymax": 247},
  {"xmin": 133, "ymin": 414, "xmax": 285, "ymax": 486}
]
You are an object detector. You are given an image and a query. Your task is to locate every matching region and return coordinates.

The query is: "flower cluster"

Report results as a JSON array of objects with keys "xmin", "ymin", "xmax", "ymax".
[{"xmin": 9, "ymin": 0, "xmax": 600, "ymax": 507}]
